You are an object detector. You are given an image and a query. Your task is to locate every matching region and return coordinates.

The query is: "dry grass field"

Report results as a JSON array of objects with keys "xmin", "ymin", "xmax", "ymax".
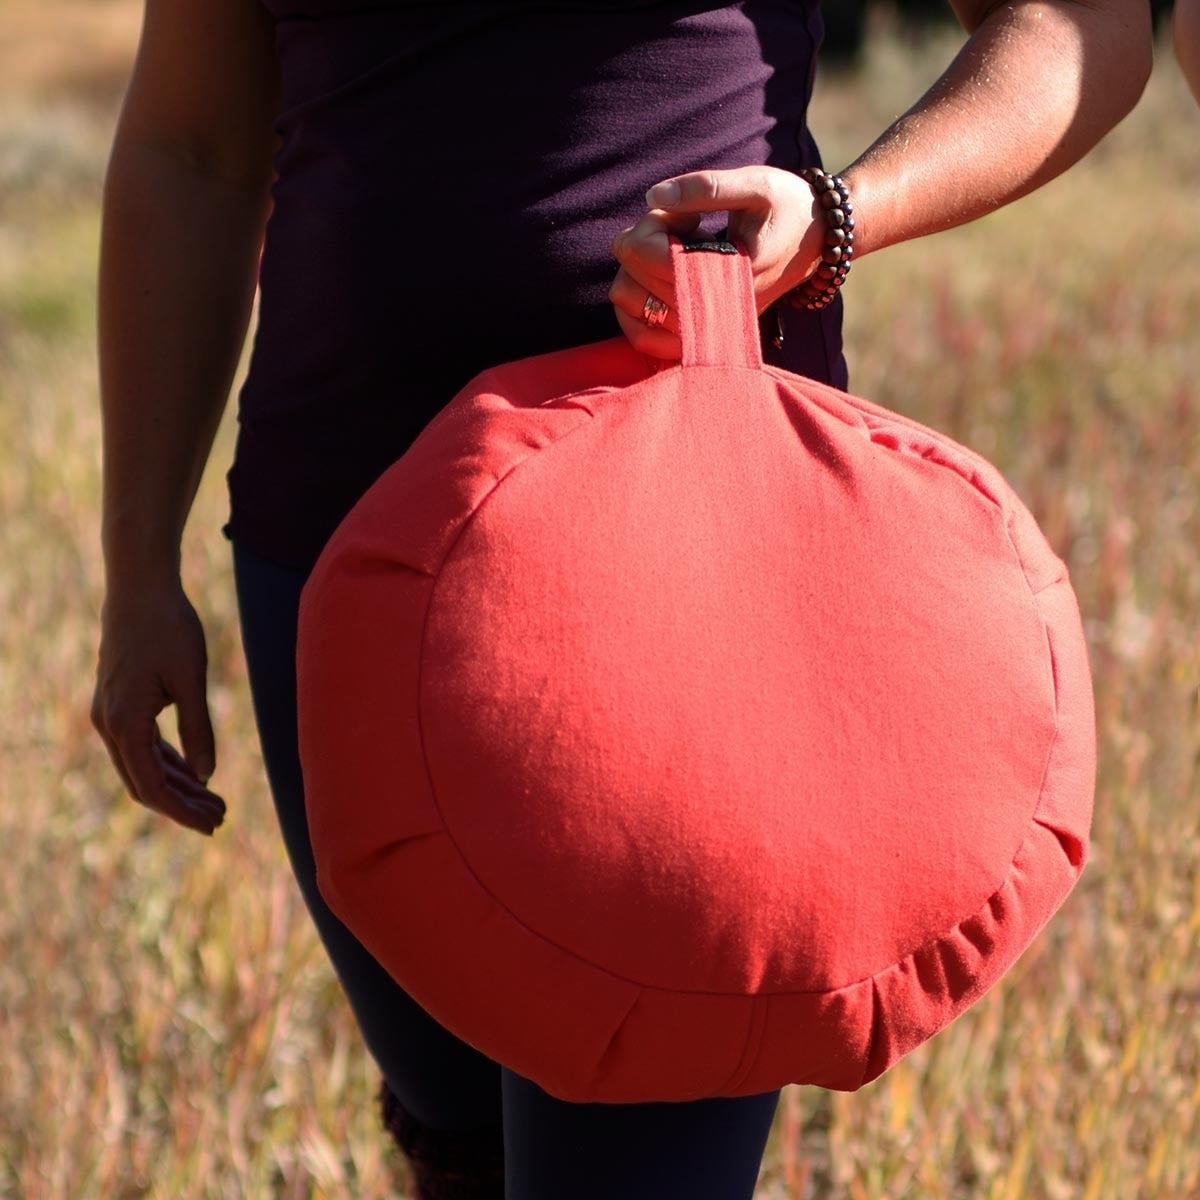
[{"xmin": 1, "ymin": 3, "xmax": 1198, "ymax": 1198}]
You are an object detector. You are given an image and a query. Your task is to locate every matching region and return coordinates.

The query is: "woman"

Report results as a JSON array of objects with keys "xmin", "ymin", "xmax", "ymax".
[
  {"xmin": 91, "ymin": 2, "xmax": 1150, "ymax": 1197},
  {"xmin": 1177, "ymin": 0, "xmax": 1200, "ymax": 103}
]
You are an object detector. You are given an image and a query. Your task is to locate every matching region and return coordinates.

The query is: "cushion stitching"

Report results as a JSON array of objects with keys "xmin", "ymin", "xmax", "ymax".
[{"xmin": 409, "ymin": 748, "xmax": 1075, "ymax": 1002}]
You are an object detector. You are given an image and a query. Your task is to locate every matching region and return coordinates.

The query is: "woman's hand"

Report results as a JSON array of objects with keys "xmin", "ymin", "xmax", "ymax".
[
  {"xmin": 610, "ymin": 166, "xmax": 824, "ymax": 358},
  {"xmin": 90, "ymin": 0, "xmax": 278, "ymax": 839},
  {"xmin": 92, "ymin": 580, "xmax": 226, "ymax": 836}
]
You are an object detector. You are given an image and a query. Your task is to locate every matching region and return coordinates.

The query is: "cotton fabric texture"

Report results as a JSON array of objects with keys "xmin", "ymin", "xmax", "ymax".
[
  {"xmin": 297, "ymin": 241, "xmax": 1096, "ymax": 1104},
  {"xmin": 228, "ymin": 0, "xmax": 838, "ymax": 569}
]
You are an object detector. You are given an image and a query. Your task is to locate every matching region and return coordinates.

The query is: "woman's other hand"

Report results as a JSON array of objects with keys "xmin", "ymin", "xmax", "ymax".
[
  {"xmin": 90, "ymin": 0, "xmax": 278, "ymax": 836},
  {"xmin": 92, "ymin": 580, "xmax": 226, "ymax": 836},
  {"xmin": 610, "ymin": 166, "xmax": 824, "ymax": 358}
]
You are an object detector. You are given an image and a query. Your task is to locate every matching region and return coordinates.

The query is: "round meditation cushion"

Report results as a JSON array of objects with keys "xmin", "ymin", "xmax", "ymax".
[{"xmin": 296, "ymin": 239, "xmax": 1096, "ymax": 1102}]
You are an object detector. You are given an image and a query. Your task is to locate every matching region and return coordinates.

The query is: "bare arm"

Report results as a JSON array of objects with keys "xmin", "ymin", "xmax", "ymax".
[
  {"xmin": 611, "ymin": 0, "xmax": 1152, "ymax": 354},
  {"xmin": 1176, "ymin": 0, "xmax": 1200, "ymax": 105},
  {"xmin": 844, "ymin": 0, "xmax": 1153, "ymax": 255},
  {"xmin": 92, "ymin": 0, "xmax": 279, "ymax": 834}
]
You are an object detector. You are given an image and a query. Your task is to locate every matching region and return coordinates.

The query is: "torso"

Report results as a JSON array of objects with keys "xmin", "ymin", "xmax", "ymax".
[{"xmin": 230, "ymin": 0, "xmax": 845, "ymax": 567}]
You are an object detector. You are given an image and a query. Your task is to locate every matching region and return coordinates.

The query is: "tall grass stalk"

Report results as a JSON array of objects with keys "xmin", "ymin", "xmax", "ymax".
[{"xmin": 2, "ymin": 8, "xmax": 1197, "ymax": 1198}]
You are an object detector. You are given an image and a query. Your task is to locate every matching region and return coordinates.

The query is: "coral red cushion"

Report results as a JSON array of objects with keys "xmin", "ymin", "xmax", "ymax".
[{"xmin": 296, "ymin": 240, "xmax": 1095, "ymax": 1103}]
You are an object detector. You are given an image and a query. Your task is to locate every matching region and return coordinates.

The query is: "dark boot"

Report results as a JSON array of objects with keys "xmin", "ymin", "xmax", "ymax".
[{"xmin": 379, "ymin": 1080, "xmax": 505, "ymax": 1200}]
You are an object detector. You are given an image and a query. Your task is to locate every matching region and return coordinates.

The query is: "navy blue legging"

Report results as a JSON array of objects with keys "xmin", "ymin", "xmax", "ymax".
[{"xmin": 232, "ymin": 540, "xmax": 780, "ymax": 1198}]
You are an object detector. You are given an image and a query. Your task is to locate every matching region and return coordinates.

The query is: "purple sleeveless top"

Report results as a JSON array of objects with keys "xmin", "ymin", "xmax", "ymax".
[{"xmin": 229, "ymin": 0, "xmax": 846, "ymax": 568}]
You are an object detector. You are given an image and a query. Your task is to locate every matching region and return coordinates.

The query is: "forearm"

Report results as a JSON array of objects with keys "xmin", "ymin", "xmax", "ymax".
[
  {"xmin": 98, "ymin": 138, "xmax": 271, "ymax": 588},
  {"xmin": 840, "ymin": 1, "xmax": 1152, "ymax": 257}
]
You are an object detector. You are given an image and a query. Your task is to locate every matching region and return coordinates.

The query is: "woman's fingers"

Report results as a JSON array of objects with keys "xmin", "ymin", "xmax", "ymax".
[
  {"xmin": 161, "ymin": 744, "xmax": 227, "ymax": 826},
  {"xmin": 645, "ymin": 167, "xmax": 783, "ymax": 215},
  {"xmin": 99, "ymin": 695, "xmax": 224, "ymax": 835},
  {"xmin": 611, "ymin": 208, "xmax": 701, "ymax": 357},
  {"xmin": 640, "ymin": 166, "xmax": 822, "ymax": 303},
  {"xmin": 611, "ymin": 207, "xmax": 699, "ymax": 301},
  {"xmin": 610, "ymin": 262, "xmax": 680, "ymax": 357},
  {"xmin": 612, "ymin": 207, "xmax": 699, "ymax": 280},
  {"xmin": 91, "ymin": 709, "xmax": 141, "ymax": 801},
  {"xmin": 612, "ymin": 302, "xmax": 681, "ymax": 359},
  {"xmin": 169, "ymin": 651, "xmax": 217, "ymax": 785},
  {"xmin": 609, "ymin": 266, "xmax": 677, "ymax": 332},
  {"xmin": 91, "ymin": 585, "xmax": 224, "ymax": 836}
]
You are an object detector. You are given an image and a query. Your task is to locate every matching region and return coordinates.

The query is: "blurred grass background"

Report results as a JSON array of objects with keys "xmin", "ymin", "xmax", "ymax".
[{"xmin": 0, "ymin": 3, "xmax": 1197, "ymax": 1197}]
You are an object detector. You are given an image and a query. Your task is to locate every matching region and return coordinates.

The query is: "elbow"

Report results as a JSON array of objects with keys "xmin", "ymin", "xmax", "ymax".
[
  {"xmin": 1074, "ymin": 0, "xmax": 1154, "ymax": 130},
  {"xmin": 1118, "ymin": 49, "xmax": 1153, "ymax": 127},
  {"xmin": 1108, "ymin": 2, "xmax": 1154, "ymax": 115},
  {"xmin": 1176, "ymin": 0, "xmax": 1200, "ymax": 105},
  {"xmin": 1128, "ymin": 16, "xmax": 1155, "ymax": 113}
]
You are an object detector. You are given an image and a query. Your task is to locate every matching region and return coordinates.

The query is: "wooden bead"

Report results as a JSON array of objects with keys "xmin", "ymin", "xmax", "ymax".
[{"xmin": 784, "ymin": 165, "xmax": 855, "ymax": 312}]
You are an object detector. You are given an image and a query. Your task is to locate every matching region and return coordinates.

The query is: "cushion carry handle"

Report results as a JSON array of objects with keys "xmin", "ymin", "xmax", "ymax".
[{"xmin": 671, "ymin": 236, "xmax": 763, "ymax": 371}]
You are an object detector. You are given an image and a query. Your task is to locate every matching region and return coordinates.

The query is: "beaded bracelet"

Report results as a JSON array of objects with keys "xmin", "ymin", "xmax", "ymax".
[{"xmin": 783, "ymin": 167, "xmax": 855, "ymax": 312}]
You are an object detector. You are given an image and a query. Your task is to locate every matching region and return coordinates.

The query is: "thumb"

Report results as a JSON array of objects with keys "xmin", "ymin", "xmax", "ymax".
[
  {"xmin": 644, "ymin": 168, "xmax": 778, "ymax": 215},
  {"xmin": 175, "ymin": 666, "xmax": 217, "ymax": 783}
]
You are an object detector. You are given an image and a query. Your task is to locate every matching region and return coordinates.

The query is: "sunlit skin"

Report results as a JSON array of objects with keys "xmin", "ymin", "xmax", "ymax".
[
  {"xmin": 611, "ymin": 1, "xmax": 1153, "ymax": 356},
  {"xmin": 91, "ymin": 0, "xmax": 1151, "ymax": 835}
]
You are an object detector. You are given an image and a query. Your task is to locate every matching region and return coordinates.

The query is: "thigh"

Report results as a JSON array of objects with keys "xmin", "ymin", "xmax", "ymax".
[
  {"xmin": 501, "ymin": 1070, "xmax": 780, "ymax": 1200},
  {"xmin": 232, "ymin": 540, "xmax": 502, "ymax": 1131}
]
